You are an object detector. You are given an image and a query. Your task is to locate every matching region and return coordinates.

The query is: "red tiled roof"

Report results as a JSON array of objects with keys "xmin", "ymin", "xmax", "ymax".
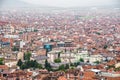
[
  {"xmin": 58, "ymin": 76, "xmax": 67, "ymax": 80},
  {"xmin": 0, "ymin": 65, "xmax": 8, "ymax": 70}
]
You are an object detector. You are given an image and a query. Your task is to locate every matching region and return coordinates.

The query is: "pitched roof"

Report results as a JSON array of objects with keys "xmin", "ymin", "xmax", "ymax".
[
  {"xmin": 58, "ymin": 76, "xmax": 67, "ymax": 80},
  {"xmin": 0, "ymin": 65, "xmax": 8, "ymax": 70}
]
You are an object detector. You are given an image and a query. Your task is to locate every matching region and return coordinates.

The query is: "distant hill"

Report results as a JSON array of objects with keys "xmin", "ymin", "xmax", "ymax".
[
  {"xmin": 0, "ymin": 0, "xmax": 119, "ymax": 9},
  {"xmin": 0, "ymin": 0, "xmax": 35, "ymax": 8},
  {"xmin": 0, "ymin": 0, "xmax": 64, "ymax": 9}
]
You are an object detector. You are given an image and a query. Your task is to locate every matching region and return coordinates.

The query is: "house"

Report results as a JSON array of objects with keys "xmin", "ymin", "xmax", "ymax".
[
  {"xmin": 33, "ymin": 55, "xmax": 48, "ymax": 66},
  {"xmin": 17, "ymin": 52, "xmax": 24, "ymax": 60},
  {"xmin": 6, "ymin": 70, "xmax": 32, "ymax": 80}
]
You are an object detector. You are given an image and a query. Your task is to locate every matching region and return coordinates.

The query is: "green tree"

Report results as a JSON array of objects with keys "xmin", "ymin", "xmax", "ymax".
[
  {"xmin": 25, "ymin": 60, "xmax": 31, "ymax": 68},
  {"xmin": 103, "ymin": 45, "xmax": 108, "ymax": 49},
  {"xmin": 54, "ymin": 58, "xmax": 61, "ymax": 63},
  {"xmin": 45, "ymin": 60, "xmax": 52, "ymax": 71},
  {"xmin": 45, "ymin": 60, "xmax": 48, "ymax": 68},
  {"xmin": 20, "ymin": 64, "xmax": 27, "ymax": 70},
  {"xmin": 59, "ymin": 65, "xmax": 65, "ymax": 71},
  {"xmin": 70, "ymin": 63, "xmax": 74, "ymax": 67},
  {"xmin": 50, "ymin": 39, "xmax": 54, "ymax": 42},
  {"xmin": 0, "ymin": 58, "xmax": 4, "ymax": 65},
  {"xmin": 79, "ymin": 58, "xmax": 84, "ymax": 62},
  {"xmin": 20, "ymin": 60, "xmax": 42, "ymax": 69},
  {"xmin": 12, "ymin": 46, "xmax": 19, "ymax": 51},
  {"xmin": 19, "ymin": 32, "xmax": 23, "ymax": 34},
  {"xmin": 38, "ymin": 64, "xmax": 43, "ymax": 69},
  {"xmin": 58, "ymin": 52, "xmax": 60, "ymax": 58},
  {"xmin": 30, "ymin": 60, "xmax": 35, "ymax": 67},
  {"xmin": 33, "ymin": 60, "xmax": 39, "ymax": 68},
  {"xmin": 94, "ymin": 61, "xmax": 100, "ymax": 64},
  {"xmin": 96, "ymin": 32, "xmax": 101, "ymax": 35},
  {"xmin": 115, "ymin": 67, "xmax": 120, "ymax": 71},
  {"xmin": 17, "ymin": 59, "xmax": 23, "ymax": 67},
  {"xmin": 65, "ymin": 64, "xmax": 69, "ymax": 69},
  {"xmin": 34, "ymin": 29, "xmax": 38, "ymax": 32},
  {"xmin": 107, "ymin": 65, "xmax": 115, "ymax": 70},
  {"xmin": 74, "ymin": 62, "xmax": 78, "ymax": 67},
  {"xmin": 24, "ymin": 52, "xmax": 31, "ymax": 60}
]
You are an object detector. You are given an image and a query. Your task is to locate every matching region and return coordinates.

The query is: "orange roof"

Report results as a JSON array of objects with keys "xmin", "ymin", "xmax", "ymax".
[
  {"xmin": 83, "ymin": 71, "xmax": 95, "ymax": 80},
  {"xmin": 107, "ymin": 60, "xmax": 115, "ymax": 66},
  {"xmin": 27, "ymin": 72, "xmax": 33, "ymax": 76},
  {"xmin": 105, "ymin": 77, "xmax": 120, "ymax": 80},
  {"xmin": 115, "ymin": 47, "xmax": 120, "ymax": 51},
  {"xmin": 0, "ymin": 65, "xmax": 8, "ymax": 70},
  {"xmin": 58, "ymin": 76, "xmax": 67, "ymax": 80}
]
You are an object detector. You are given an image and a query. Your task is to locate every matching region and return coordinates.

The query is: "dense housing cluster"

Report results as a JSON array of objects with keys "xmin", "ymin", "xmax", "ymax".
[{"xmin": 0, "ymin": 7, "xmax": 120, "ymax": 80}]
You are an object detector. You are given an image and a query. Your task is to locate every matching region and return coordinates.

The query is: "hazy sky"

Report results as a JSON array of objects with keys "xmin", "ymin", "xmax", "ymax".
[
  {"xmin": 0, "ymin": 0, "xmax": 119, "ymax": 8},
  {"xmin": 20, "ymin": 0, "xmax": 119, "ymax": 7}
]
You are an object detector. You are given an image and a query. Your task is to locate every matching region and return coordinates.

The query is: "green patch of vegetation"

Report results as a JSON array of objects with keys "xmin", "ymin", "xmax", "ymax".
[
  {"xmin": 45, "ymin": 60, "xmax": 52, "ymax": 71},
  {"xmin": 34, "ymin": 29, "xmax": 38, "ymax": 32},
  {"xmin": 79, "ymin": 58, "xmax": 84, "ymax": 62},
  {"xmin": 103, "ymin": 45, "xmax": 108, "ymax": 49},
  {"xmin": 95, "ymin": 32, "xmax": 101, "ymax": 35},
  {"xmin": 0, "ymin": 58, "xmax": 4, "ymax": 65},
  {"xmin": 24, "ymin": 52, "xmax": 32, "ymax": 61},
  {"xmin": 58, "ymin": 65, "xmax": 65, "ymax": 71},
  {"xmin": 106, "ymin": 65, "xmax": 115, "ymax": 70},
  {"xmin": 17, "ymin": 51, "xmax": 43, "ymax": 70},
  {"xmin": 115, "ymin": 67, "xmax": 120, "ymax": 71},
  {"xmin": 93, "ymin": 47, "xmax": 96, "ymax": 50},
  {"xmin": 17, "ymin": 59, "xmax": 23, "ymax": 67},
  {"xmin": 94, "ymin": 61, "xmax": 100, "ymax": 64},
  {"xmin": 70, "ymin": 63, "xmax": 74, "ymax": 67},
  {"xmin": 54, "ymin": 58, "xmax": 61, "ymax": 63},
  {"xmin": 74, "ymin": 62, "xmax": 80, "ymax": 67},
  {"xmin": 12, "ymin": 46, "xmax": 19, "ymax": 51},
  {"xmin": 17, "ymin": 59, "xmax": 43, "ymax": 70},
  {"xmin": 19, "ymin": 32, "xmax": 23, "ymax": 34}
]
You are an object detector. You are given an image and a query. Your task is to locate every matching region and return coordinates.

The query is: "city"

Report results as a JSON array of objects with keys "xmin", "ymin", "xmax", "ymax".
[{"xmin": 0, "ymin": 0, "xmax": 120, "ymax": 80}]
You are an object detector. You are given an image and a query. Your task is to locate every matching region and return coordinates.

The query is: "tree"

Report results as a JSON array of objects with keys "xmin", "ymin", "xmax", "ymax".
[
  {"xmin": 96, "ymin": 32, "xmax": 101, "ymax": 35},
  {"xmin": 17, "ymin": 59, "xmax": 23, "ymax": 67},
  {"xmin": 103, "ymin": 45, "xmax": 108, "ymax": 49},
  {"xmin": 45, "ymin": 60, "xmax": 52, "ymax": 71},
  {"xmin": 19, "ymin": 32, "xmax": 23, "ymax": 34},
  {"xmin": 59, "ymin": 65, "xmax": 65, "ymax": 71},
  {"xmin": 94, "ymin": 61, "xmax": 100, "ymax": 64},
  {"xmin": 30, "ymin": 60, "xmax": 35, "ymax": 67},
  {"xmin": 107, "ymin": 65, "xmax": 115, "ymax": 70},
  {"xmin": 58, "ymin": 52, "xmax": 61, "ymax": 58},
  {"xmin": 79, "ymin": 58, "xmax": 84, "ymax": 62},
  {"xmin": 65, "ymin": 64, "xmax": 69, "ymax": 69},
  {"xmin": 50, "ymin": 39, "xmax": 54, "ymax": 42},
  {"xmin": 19, "ymin": 60, "xmax": 42, "ymax": 70},
  {"xmin": 33, "ymin": 60, "xmax": 39, "ymax": 68},
  {"xmin": 24, "ymin": 52, "xmax": 31, "ymax": 60},
  {"xmin": 115, "ymin": 67, "xmax": 120, "ymax": 71},
  {"xmin": 45, "ymin": 60, "xmax": 48, "ymax": 68},
  {"xmin": 54, "ymin": 58, "xmax": 61, "ymax": 63},
  {"xmin": 0, "ymin": 58, "xmax": 4, "ymax": 65},
  {"xmin": 70, "ymin": 63, "xmax": 74, "ymax": 67},
  {"xmin": 34, "ymin": 29, "xmax": 38, "ymax": 32},
  {"xmin": 12, "ymin": 46, "xmax": 19, "ymax": 51},
  {"xmin": 20, "ymin": 64, "xmax": 27, "ymax": 70},
  {"xmin": 18, "ymin": 51, "xmax": 44, "ymax": 70},
  {"xmin": 38, "ymin": 64, "xmax": 43, "ymax": 69},
  {"xmin": 74, "ymin": 62, "xmax": 78, "ymax": 67},
  {"xmin": 25, "ymin": 60, "xmax": 31, "ymax": 68}
]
